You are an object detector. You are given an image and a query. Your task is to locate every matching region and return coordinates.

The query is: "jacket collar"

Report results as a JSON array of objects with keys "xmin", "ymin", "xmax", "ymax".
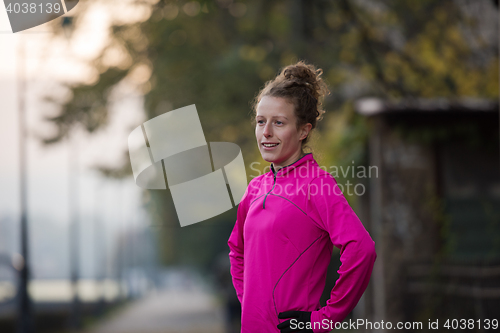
[{"xmin": 270, "ymin": 153, "xmax": 313, "ymax": 177}]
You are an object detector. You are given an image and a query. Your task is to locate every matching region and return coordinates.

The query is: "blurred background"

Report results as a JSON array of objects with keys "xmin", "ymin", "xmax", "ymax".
[{"xmin": 0, "ymin": 0, "xmax": 498, "ymax": 332}]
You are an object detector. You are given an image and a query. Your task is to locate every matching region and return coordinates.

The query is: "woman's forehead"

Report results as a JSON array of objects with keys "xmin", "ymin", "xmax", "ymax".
[{"xmin": 256, "ymin": 96, "xmax": 294, "ymax": 117}]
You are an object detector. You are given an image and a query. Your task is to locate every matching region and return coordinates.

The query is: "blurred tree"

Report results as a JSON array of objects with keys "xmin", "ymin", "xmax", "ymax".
[{"xmin": 44, "ymin": 0, "xmax": 498, "ymax": 268}]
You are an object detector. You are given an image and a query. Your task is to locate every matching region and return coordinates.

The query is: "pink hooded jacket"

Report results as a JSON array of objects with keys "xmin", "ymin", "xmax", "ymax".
[{"xmin": 228, "ymin": 153, "xmax": 376, "ymax": 333}]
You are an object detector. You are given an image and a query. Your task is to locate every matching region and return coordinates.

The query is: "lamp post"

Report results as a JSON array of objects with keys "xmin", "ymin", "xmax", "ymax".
[
  {"xmin": 68, "ymin": 130, "xmax": 81, "ymax": 331},
  {"xmin": 94, "ymin": 181, "xmax": 107, "ymax": 317},
  {"xmin": 68, "ymin": 131, "xmax": 81, "ymax": 331},
  {"xmin": 17, "ymin": 32, "xmax": 35, "ymax": 333},
  {"xmin": 61, "ymin": 16, "xmax": 81, "ymax": 331}
]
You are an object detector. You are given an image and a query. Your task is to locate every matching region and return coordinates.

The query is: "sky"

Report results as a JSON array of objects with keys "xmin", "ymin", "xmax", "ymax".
[{"xmin": 0, "ymin": 1, "xmax": 153, "ymax": 279}]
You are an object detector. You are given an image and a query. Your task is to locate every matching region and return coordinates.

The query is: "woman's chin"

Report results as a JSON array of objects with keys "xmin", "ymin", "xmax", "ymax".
[
  {"xmin": 261, "ymin": 156, "xmax": 274, "ymax": 163},
  {"xmin": 260, "ymin": 151, "xmax": 278, "ymax": 162}
]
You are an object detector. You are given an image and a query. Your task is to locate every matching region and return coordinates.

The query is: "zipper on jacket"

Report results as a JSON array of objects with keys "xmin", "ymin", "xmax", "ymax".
[
  {"xmin": 262, "ymin": 170, "xmax": 277, "ymax": 209},
  {"xmin": 262, "ymin": 153, "xmax": 311, "ymax": 209}
]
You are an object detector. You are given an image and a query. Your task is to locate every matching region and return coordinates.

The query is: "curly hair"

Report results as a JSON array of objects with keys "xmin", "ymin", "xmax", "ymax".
[{"xmin": 251, "ymin": 60, "xmax": 330, "ymax": 149}]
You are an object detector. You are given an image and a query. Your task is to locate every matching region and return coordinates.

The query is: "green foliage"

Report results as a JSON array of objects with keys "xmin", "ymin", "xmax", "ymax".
[{"xmin": 43, "ymin": 67, "xmax": 129, "ymax": 143}]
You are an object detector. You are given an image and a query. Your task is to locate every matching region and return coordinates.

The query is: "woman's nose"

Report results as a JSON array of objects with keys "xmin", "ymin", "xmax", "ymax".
[{"xmin": 263, "ymin": 122, "xmax": 273, "ymax": 137}]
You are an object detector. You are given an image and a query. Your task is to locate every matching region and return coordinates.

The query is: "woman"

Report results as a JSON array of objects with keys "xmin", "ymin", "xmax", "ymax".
[{"xmin": 228, "ymin": 60, "xmax": 376, "ymax": 333}]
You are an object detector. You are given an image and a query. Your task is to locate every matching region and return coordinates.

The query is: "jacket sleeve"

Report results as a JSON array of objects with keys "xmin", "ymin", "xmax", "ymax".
[
  {"xmin": 307, "ymin": 174, "xmax": 376, "ymax": 332},
  {"xmin": 227, "ymin": 178, "xmax": 252, "ymax": 304}
]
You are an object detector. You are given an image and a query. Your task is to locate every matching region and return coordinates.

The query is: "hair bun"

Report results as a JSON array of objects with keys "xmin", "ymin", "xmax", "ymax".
[
  {"xmin": 282, "ymin": 61, "xmax": 324, "ymax": 100},
  {"xmin": 283, "ymin": 64, "xmax": 316, "ymax": 84}
]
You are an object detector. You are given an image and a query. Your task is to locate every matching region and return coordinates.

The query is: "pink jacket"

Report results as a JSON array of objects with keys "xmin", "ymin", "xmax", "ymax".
[{"xmin": 228, "ymin": 153, "xmax": 376, "ymax": 332}]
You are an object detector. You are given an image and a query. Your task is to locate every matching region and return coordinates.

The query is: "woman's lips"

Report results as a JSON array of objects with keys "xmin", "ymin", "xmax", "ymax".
[{"xmin": 261, "ymin": 142, "xmax": 280, "ymax": 150}]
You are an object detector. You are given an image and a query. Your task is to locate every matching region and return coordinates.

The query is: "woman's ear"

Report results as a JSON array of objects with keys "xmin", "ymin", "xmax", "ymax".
[{"xmin": 300, "ymin": 123, "xmax": 312, "ymax": 140}]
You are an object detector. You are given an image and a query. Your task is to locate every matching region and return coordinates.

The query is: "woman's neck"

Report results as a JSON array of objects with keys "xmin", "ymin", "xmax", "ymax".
[{"xmin": 272, "ymin": 151, "xmax": 306, "ymax": 172}]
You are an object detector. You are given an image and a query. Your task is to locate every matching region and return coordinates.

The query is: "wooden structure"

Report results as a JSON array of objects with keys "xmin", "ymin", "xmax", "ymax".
[{"xmin": 354, "ymin": 98, "xmax": 500, "ymax": 330}]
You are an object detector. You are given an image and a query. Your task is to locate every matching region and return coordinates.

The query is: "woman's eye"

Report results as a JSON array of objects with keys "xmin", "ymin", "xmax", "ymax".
[
  {"xmin": 276, "ymin": 121, "xmax": 283, "ymax": 125},
  {"xmin": 257, "ymin": 120, "xmax": 265, "ymax": 125}
]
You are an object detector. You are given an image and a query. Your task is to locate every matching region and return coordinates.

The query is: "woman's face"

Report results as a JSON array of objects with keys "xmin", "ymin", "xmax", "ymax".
[{"xmin": 255, "ymin": 96, "xmax": 311, "ymax": 170}]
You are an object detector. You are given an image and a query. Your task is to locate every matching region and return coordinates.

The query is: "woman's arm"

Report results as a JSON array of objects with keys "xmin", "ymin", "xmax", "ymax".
[
  {"xmin": 307, "ymin": 174, "xmax": 377, "ymax": 333},
  {"xmin": 227, "ymin": 181, "xmax": 252, "ymax": 304}
]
